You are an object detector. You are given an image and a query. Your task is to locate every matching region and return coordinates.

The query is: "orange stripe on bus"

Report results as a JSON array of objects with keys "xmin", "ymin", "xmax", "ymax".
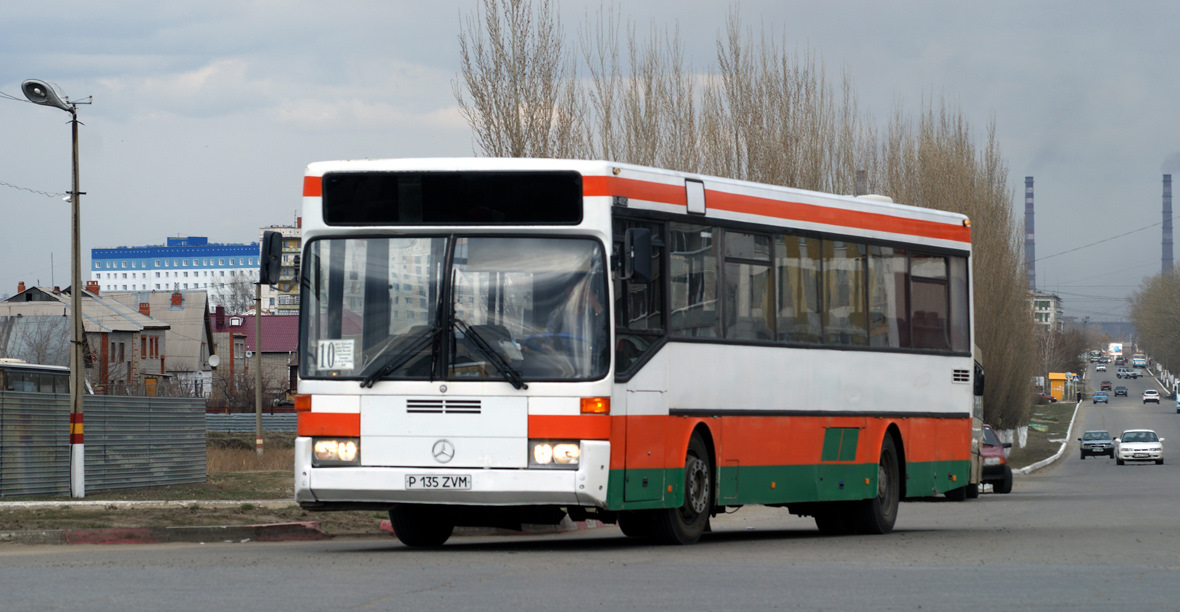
[
  {"xmin": 583, "ymin": 175, "xmax": 687, "ymax": 205},
  {"xmin": 297, "ymin": 412, "xmax": 360, "ymax": 437},
  {"xmin": 609, "ymin": 414, "xmax": 971, "ymax": 471},
  {"xmin": 707, "ymin": 190, "xmax": 971, "ymax": 244},
  {"xmin": 303, "ymin": 175, "xmax": 322, "ymax": 198},
  {"xmin": 582, "ymin": 174, "xmax": 969, "ymax": 244},
  {"xmin": 528, "ymin": 415, "xmax": 611, "ymax": 440}
]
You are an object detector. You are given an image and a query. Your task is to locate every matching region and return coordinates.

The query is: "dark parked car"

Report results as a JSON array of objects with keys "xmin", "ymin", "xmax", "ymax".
[
  {"xmin": 1079, "ymin": 430, "xmax": 1115, "ymax": 459},
  {"xmin": 1114, "ymin": 386, "xmax": 1128, "ymax": 397},
  {"xmin": 981, "ymin": 424, "xmax": 1013, "ymax": 494}
]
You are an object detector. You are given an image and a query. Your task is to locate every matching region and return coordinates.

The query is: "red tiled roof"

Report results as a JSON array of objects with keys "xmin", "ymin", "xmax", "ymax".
[{"xmin": 215, "ymin": 315, "xmax": 299, "ymax": 353}]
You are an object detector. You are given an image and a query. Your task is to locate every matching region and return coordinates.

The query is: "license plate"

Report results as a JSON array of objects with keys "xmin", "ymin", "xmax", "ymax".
[{"xmin": 405, "ymin": 474, "xmax": 472, "ymax": 490}]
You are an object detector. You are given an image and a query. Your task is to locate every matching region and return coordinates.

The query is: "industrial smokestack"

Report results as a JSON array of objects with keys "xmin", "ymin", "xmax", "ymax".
[
  {"xmin": 1025, "ymin": 177, "xmax": 1035, "ymax": 290},
  {"xmin": 1164, "ymin": 174, "xmax": 1173, "ymax": 274}
]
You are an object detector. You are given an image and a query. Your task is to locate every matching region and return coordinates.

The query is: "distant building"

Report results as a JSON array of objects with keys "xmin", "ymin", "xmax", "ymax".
[
  {"xmin": 1031, "ymin": 291, "xmax": 1064, "ymax": 333},
  {"xmin": 90, "ymin": 236, "xmax": 259, "ymax": 311}
]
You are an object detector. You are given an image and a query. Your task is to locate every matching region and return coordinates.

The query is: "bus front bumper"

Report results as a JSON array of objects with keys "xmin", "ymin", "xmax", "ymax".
[{"xmin": 294, "ymin": 438, "xmax": 611, "ymax": 509}]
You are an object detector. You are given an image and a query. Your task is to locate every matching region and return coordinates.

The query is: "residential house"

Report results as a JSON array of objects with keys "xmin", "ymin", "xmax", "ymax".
[
  {"xmin": 104, "ymin": 288, "xmax": 217, "ymax": 398},
  {"xmin": 0, "ymin": 283, "xmax": 170, "ymax": 395},
  {"xmin": 209, "ymin": 306, "xmax": 297, "ymax": 410}
]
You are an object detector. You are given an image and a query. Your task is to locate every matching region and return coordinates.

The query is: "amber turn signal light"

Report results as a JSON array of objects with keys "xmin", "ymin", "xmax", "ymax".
[{"xmin": 580, "ymin": 397, "xmax": 610, "ymax": 414}]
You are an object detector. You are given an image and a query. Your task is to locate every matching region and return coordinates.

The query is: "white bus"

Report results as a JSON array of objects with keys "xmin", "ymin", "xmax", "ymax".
[{"xmin": 279, "ymin": 158, "xmax": 979, "ymax": 546}]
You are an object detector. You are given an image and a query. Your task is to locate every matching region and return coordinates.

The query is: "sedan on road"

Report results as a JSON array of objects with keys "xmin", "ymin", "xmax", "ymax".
[
  {"xmin": 1114, "ymin": 386, "xmax": 1128, "ymax": 397},
  {"xmin": 1096, "ymin": 364, "xmax": 1107, "ymax": 372},
  {"xmin": 1143, "ymin": 389, "xmax": 1160, "ymax": 404},
  {"xmin": 1092, "ymin": 391, "xmax": 1109, "ymax": 404},
  {"xmin": 1115, "ymin": 429, "xmax": 1165, "ymax": 465},
  {"xmin": 1100, "ymin": 380, "xmax": 1113, "ymax": 391},
  {"xmin": 1079, "ymin": 430, "xmax": 1115, "ymax": 459}
]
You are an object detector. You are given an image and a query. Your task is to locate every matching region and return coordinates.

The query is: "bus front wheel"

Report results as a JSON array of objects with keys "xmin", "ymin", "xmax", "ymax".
[
  {"xmin": 389, "ymin": 504, "xmax": 454, "ymax": 547},
  {"xmin": 851, "ymin": 435, "xmax": 900, "ymax": 534},
  {"xmin": 653, "ymin": 433, "xmax": 712, "ymax": 545}
]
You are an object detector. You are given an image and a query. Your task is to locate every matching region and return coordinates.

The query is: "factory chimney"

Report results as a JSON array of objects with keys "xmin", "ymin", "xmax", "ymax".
[
  {"xmin": 1164, "ymin": 174, "xmax": 1173, "ymax": 274},
  {"xmin": 1025, "ymin": 177, "xmax": 1035, "ymax": 290}
]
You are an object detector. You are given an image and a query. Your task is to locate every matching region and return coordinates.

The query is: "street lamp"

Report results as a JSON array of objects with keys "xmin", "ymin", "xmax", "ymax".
[{"xmin": 23, "ymin": 79, "xmax": 90, "ymax": 498}]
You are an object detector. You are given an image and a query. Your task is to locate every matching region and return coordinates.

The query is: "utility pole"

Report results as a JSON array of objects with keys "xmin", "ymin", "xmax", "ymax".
[
  {"xmin": 255, "ymin": 281, "xmax": 263, "ymax": 455},
  {"xmin": 22, "ymin": 79, "xmax": 91, "ymax": 498}
]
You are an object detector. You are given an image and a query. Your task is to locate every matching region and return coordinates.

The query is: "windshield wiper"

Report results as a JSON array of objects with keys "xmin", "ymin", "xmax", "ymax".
[
  {"xmin": 358, "ymin": 326, "xmax": 439, "ymax": 388},
  {"xmin": 453, "ymin": 316, "xmax": 528, "ymax": 390}
]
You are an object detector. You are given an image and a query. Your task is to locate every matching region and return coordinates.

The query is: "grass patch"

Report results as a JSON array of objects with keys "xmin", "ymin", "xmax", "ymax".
[{"xmin": 1007, "ymin": 400, "xmax": 1078, "ymax": 469}]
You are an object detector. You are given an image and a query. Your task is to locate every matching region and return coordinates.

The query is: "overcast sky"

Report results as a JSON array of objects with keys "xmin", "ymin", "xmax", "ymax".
[{"xmin": 2, "ymin": 1, "xmax": 1176, "ymax": 322}]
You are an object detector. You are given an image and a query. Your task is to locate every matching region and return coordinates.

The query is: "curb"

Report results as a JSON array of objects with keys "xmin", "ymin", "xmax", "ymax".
[
  {"xmin": 0, "ymin": 521, "xmax": 328, "ymax": 546},
  {"xmin": 1015, "ymin": 398, "xmax": 1082, "ymax": 475}
]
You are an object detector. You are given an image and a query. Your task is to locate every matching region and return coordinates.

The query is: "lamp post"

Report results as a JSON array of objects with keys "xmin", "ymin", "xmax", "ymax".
[{"xmin": 23, "ymin": 79, "xmax": 90, "ymax": 498}]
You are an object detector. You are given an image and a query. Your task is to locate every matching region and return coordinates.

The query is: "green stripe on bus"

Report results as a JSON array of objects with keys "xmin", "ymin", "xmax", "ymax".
[{"xmin": 605, "ymin": 460, "xmax": 970, "ymax": 511}]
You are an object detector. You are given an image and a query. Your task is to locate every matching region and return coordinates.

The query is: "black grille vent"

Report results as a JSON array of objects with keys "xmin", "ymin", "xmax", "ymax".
[
  {"xmin": 406, "ymin": 399, "xmax": 482, "ymax": 414},
  {"xmin": 952, "ymin": 369, "xmax": 971, "ymax": 384}
]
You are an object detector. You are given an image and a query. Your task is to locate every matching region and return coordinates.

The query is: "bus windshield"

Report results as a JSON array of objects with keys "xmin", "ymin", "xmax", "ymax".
[{"xmin": 302, "ymin": 235, "xmax": 609, "ymax": 384}]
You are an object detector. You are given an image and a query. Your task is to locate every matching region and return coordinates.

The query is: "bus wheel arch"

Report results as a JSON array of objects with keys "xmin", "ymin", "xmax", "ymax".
[{"xmin": 652, "ymin": 424, "xmax": 715, "ymax": 545}]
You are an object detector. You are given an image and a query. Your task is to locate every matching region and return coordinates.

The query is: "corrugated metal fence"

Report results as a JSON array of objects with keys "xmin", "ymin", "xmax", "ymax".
[
  {"xmin": 0, "ymin": 392, "xmax": 206, "ymax": 498},
  {"xmin": 205, "ymin": 413, "xmax": 296, "ymax": 433}
]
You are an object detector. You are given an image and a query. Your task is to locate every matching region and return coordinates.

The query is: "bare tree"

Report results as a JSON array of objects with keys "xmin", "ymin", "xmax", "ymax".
[
  {"xmin": 5, "ymin": 315, "xmax": 70, "ymax": 365},
  {"xmin": 216, "ymin": 276, "xmax": 256, "ymax": 315},
  {"xmin": 1131, "ymin": 273, "xmax": 1180, "ymax": 375},
  {"xmin": 452, "ymin": 0, "xmax": 1036, "ymax": 430},
  {"xmin": 455, "ymin": 0, "xmax": 586, "ymax": 158}
]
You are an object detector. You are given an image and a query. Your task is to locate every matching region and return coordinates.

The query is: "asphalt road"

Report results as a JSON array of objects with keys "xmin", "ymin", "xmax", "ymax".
[{"xmin": 2, "ymin": 367, "xmax": 1179, "ymax": 611}]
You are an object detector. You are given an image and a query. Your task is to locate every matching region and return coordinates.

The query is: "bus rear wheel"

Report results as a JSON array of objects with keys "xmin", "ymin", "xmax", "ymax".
[
  {"xmin": 850, "ymin": 435, "xmax": 900, "ymax": 534},
  {"xmin": 389, "ymin": 504, "xmax": 454, "ymax": 547},
  {"xmin": 652, "ymin": 433, "xmax": 712, "ymax": 545}
]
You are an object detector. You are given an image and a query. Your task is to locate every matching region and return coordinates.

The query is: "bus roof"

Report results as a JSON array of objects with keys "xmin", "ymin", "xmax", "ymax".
[{"xmin": 302, "ymin": 157, "xmax": 971, "ymax": 250}]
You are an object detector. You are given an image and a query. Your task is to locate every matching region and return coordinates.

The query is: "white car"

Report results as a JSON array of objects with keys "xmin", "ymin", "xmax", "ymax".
[
  {"xmin": 1143, "ymin": 389, "xmax": 1161, "ymax": 404},
  {"xmin": 1115, "ymin": 429, "xmax": 1165, "ymax": 465},
  {"xmin": 1096, "ymin": 364, "xmax": 1107, "ymax": 372}
]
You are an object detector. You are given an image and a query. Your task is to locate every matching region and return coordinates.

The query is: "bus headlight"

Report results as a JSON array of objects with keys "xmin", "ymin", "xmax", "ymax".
[
  {"xmin": 313, "ymin": 438, "xmax": 360, "ymax": 466},
  {"xmin": 529, "ymin": 440, "xmax": 581, "ymax": 468}
]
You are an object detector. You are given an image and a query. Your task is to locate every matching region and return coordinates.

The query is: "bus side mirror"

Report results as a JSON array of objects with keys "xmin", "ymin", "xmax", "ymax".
[
  {"xmin": 623, "ymin": 228, "xmax": 652, "ymax": 284},
  {"xmin": 973, "ymin": 365, "xmax": 985, "ymax": 397},
  {"xmin": 259, "ymin": 230, "xmax": 283, "ymax": 285}
]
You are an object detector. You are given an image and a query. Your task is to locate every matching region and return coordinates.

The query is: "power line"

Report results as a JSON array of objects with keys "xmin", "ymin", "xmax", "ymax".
[
  {"xmin": 1035, "ymin": 215, "xmax": 1178, "ymax": 263},
  {"xmin": 0, "ymin": 179, "xmax": 66, "ymax": 200}
]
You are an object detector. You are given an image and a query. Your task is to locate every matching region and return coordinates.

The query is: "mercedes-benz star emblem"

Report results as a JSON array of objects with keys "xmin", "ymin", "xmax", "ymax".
[{"xmin": 432, "ymin": 439, "xmax": 455, "ymax": 464}]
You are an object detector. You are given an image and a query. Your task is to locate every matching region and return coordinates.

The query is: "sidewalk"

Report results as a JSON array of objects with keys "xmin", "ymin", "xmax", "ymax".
[{"xmin": 0, "ymin": 498, "xmax": 603, "ymax": 546}]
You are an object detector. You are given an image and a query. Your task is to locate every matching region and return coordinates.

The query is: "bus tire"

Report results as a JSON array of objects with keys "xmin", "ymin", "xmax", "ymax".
[
  {"xmin": 851, "ymin": 435, "xmax": 900, "ymax": 534},
  {"xmin": 388, "ymin": 505, "xmax": 454, "ymax": 548},
  {"xmin": 966, "ymin": 483, "xmax": 980, "ymax": 499},
  {"xmin": 652, "ymin": 433, "xmax": 712, "ymax": 545},
  {"xmin": 813, "ymin": 504, "xmax": 854, "ymax": 534},
  {"xmin": 945, "ymin": 484, "xmax": 967, "ymax": 502},
  {"xmin": 617, "ymin": 511, "xmax": 655, "ymax": 539}
]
